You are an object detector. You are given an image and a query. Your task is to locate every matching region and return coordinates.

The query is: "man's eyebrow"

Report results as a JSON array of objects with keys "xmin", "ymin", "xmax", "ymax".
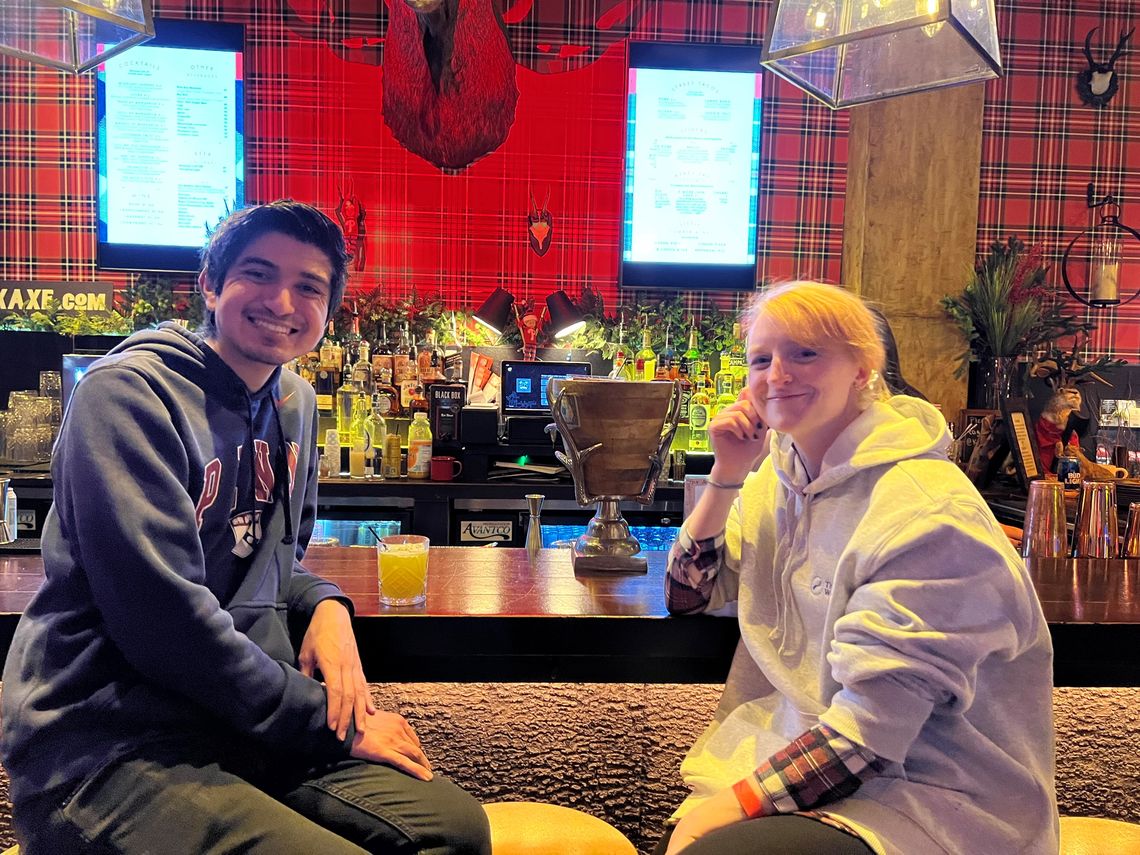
[
  {"xmin": 236, "ymin": 255, "xmax": 278, "ymax": 270},
  {"xmin": 237, "ymin": 255, "xmax": 330, "ymax": 286}
]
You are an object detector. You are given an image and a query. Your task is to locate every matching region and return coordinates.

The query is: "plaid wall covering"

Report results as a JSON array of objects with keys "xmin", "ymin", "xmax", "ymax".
[
  {"xmin": 980, "ymin": 0, "xmax": 1139, "ymax": 359},
  {"xmin": 1, "ymin": 0, "xmax": 1136, "ymax": 347},
  {"xmin": 0, "ymin": 0, "xmax": 844, "ymax": 322}
]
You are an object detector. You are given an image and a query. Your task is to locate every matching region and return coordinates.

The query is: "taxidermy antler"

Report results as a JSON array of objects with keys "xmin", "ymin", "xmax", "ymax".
[{"xmin": 1077, "ymin": 26, "xmax": 1134, "ymax": 108}]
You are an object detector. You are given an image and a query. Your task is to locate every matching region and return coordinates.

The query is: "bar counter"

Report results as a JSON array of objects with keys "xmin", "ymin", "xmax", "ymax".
[{"xmin": 0, "ymin": 548, "xmax": 1136, "ymax": 685}]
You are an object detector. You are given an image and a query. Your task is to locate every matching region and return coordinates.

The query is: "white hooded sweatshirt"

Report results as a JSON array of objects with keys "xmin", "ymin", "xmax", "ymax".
[{"xmin": 674, "ymin": 396, "xmax": 1057, "ymax": 855}]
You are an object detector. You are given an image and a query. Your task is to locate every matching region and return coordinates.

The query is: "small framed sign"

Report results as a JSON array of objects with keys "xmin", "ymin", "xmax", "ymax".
[{"xmin": 1000, "ymin": 397, "xmax": 1043, "ymax": 489}]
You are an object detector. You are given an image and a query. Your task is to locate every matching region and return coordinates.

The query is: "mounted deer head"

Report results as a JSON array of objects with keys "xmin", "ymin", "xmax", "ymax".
[
  {"xmin": 1077, "ymin": 26, "xmax": 1134, "ymax": 108},
  {"xmin": 527, "ymin": 188, "xmax": 553, "ymax": 257}
]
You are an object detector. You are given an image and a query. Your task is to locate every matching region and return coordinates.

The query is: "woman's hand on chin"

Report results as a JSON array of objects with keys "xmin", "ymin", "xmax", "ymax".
[{"xmin": 708, "ymin": 387, "xmax": 769, "ymax": 484}]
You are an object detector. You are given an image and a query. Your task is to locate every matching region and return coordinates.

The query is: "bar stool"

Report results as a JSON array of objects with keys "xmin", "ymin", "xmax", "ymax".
[{"xmin": 483, "ymin": 801, "xmax": 636, "ymax": 854}]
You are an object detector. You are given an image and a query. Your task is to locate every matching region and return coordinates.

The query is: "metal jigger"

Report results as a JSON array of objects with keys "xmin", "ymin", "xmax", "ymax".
[
  {"xmin": 525, "ymin": 493, "xmax": 544, "ymax": 562},
  {"xmin": 547, "ymin": 378, "xmax": 681, "ymax": 574}
]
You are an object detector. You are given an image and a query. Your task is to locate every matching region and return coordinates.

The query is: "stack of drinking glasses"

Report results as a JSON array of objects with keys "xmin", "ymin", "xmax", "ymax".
[{"xmin": 0, "ymin": 371, "xmax": 63, "ymax": 464}]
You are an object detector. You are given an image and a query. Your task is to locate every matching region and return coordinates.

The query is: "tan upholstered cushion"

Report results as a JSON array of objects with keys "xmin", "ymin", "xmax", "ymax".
[
  {"xmin": 483, "ymin": 801, "xmax": 636, "ymax": 855},
  {"xmin": 1060, "ymin": 816, "xmax": 1140, "ymax": 855}
]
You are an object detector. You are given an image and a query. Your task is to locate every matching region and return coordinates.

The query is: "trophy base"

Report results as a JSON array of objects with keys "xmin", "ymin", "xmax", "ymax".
[{"xmin": 571, "ymin": 551, "xmax": 649, "ymax": 575}]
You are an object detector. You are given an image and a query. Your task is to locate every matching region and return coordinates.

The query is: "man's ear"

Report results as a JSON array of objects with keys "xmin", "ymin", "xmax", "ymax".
[{"xmin": 198, "ymin": 268, "xmax": 217, "ymax": 311}]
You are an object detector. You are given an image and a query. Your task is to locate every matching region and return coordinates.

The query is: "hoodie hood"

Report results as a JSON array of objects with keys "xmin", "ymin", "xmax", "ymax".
[
  {"xmin": 105, "ymin": 322, "xmax": 282, "ymax": 404},
  {"xmin": 770, "ymin": 395, "xmax": 951, "ymax": 496}
]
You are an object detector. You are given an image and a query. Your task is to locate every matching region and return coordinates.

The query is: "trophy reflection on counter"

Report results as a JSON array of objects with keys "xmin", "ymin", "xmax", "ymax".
[{"xmin": 547, "ymin": 378, "xmax": 681, "ymax": 573}]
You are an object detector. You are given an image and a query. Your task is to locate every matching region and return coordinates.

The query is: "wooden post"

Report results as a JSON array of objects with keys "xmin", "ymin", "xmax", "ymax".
[{"xmin": 843, "ymin": 83, "xmax": 986, "ymax": 418}]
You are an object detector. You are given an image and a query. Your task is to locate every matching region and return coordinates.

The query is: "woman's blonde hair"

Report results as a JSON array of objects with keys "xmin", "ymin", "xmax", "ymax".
[{"xmin": 742, "ymin": 281, "xmax": 888, "ymax": 402}]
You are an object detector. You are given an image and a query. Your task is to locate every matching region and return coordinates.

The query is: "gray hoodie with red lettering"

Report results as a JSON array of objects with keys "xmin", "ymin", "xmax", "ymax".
[{"xmin": 1, "ymin": 323, "xmax": 352, "ymax": 810}]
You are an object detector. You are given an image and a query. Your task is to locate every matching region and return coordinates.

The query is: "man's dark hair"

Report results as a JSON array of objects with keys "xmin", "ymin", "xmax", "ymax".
[{"xmin": 199, "ymin": 200, "xmax": 350, "ymax": 336}]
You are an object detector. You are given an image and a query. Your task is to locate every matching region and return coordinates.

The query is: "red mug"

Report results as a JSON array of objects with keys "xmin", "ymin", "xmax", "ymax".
[{"xmin": 430, "ymin": 455, "xmax": 463, "ymax": 482}]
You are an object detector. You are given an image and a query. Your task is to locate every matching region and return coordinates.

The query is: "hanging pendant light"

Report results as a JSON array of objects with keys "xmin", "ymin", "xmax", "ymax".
[
  {"xmin": 761, "ymin": 0, "xmax": 1002, "ymax": 109},
  {"xmin": 0, "ymin": 0, "xmax": 155, "ymax": 75},
  {"xmin": 1061, "ymin": 184, "xmax": 1140, "ymax": 309}
]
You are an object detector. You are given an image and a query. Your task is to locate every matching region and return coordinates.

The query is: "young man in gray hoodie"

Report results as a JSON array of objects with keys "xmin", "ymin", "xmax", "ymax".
[{"xmin": 1, "ymin": 201, "xmax": 490, "ymax": 854}]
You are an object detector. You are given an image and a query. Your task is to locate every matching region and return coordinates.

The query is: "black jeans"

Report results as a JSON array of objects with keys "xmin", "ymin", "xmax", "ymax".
[
  {"xmin": 15, "ymin": 741, "xmax": 490, "ymax": 855},
  {"xmin": 653, "ymin": 815, "xmax": 876, "ymax": 855}
]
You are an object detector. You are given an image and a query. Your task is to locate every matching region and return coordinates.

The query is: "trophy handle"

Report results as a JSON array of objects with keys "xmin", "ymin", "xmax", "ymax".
[
  {"xmin": 549, "ymin": 384, "xmax": 605, "ymax": 507},
  {"xmin": 634, "ymin": 380, "xmax": 683, "ymax": 504}
]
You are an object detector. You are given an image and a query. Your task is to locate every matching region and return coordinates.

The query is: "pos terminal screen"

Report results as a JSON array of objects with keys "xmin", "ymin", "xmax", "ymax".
[{"xmin": 500, "ymin": 361, "xmax": 591, "ymax": 416}]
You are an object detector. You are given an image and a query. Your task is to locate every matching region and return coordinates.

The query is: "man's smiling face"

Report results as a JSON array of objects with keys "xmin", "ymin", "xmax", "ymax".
[{"xmin": 201, "ymin": 231, "xmax": 333, "ymax": 390}]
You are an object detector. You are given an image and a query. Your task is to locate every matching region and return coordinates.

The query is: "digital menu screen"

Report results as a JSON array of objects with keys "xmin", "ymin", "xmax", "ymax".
[
  {"xmin": 621, "ymin": 42, "xmax": 763, "ymax": 291},
  {"xmin": 95, "ymin": 19, "xmax": 245, "ymax": 272}
]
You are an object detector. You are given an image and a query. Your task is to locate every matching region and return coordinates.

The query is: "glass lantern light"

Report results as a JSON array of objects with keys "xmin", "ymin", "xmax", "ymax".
[
  {"xmin": 0, "ymin": 0, "xmax": 155, "ymax": 74},
  {"xmin": 1061, "ymin": 184, "xmax": 1140, "ymax": 309},
  {"xmin": 761, "ymin": 0, "xmax": 1003, "ymax": 109}
]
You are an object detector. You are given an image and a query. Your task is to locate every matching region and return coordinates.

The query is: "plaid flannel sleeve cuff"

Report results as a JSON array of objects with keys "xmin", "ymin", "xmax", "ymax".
[
  {"xmin": 731, "ymin": 723, "xmax": 887, "ymax": 819},
  {"xmin": 664, "ymin": 525, "xmax": 725, "ymax": 615}
]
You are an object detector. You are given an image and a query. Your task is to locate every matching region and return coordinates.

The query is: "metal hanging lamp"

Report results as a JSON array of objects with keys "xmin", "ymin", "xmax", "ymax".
[
  {"xmin": 0, "ymin": 0, "xmax": 155, "ymax": 74},
  {"xmin": 760, "ymin": 0, "xmax": 1003, "ymax": 109},
  {"xmin": 1062, "ymin": 183, "xmax": 1140, "ymax": 308}
]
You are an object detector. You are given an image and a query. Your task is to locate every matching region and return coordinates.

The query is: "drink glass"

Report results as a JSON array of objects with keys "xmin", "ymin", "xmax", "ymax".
[
  {"xmin": 376, "ymin": 534, "xmax": 429, "ymax": 606},
  {"xmin": 1022, "ymin": 479, "xmax": 1068, "ymax": 558}
]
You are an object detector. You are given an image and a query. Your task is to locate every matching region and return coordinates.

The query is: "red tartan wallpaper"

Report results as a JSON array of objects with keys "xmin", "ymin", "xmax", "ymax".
[{"xmin": 0, "ymin": 0, "xmax": 1137, "ymax": 348}]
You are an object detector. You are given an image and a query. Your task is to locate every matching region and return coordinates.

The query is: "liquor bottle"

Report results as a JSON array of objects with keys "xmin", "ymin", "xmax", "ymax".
[
  {"xmin": 316, "ymin": 323, "xmax": 339, "ymax": 416},
  {"xmin": 392, "ymin": 324, "xmax": 411, "ymax": 386},
  {"xmin": 406, "ymin": 325, "xmax": 419, "ymax": 385},
  {"xmin": 676, "ymin": 360, "xmax": 693, "ymax": 426},
  {"xmin": 688, "ymin": 384, "xmax": 712, "ymax": 452},
  {"xmin": 713, "ymin": 347, "xmax": 737, "ymax": 416},
  {"xmin": 608, "ymin": 321, "xmax": 635, "ymax": 381},
  {"xmin": 428, "ymin": 330, "xmax": 444, "ymax": 384},
  {"xmin": 319, "ymin": 321, "xmax": 338, "ymax": 379},
  {"xmin": 329, "ymin": 323, "xmax": 344, "ymax": 385},
  {"xmin": 374, "ymin": 367, "xmax": 401, "ymax": 418},
  {"xmin": 336, "ymin": 373, "xmax": 358, "ymax": 438},
  {"xmin": 408, "ymin": 384, "xmax": 430, "ymax": 418},
  {"xmin": 417, "ymin": 332, "xmax": 435, "ymax": 385},
  {"xmin": 371, "ymin": 321, "xmax": 394, "ymax": 383},
  {"xmin": 348, "ymin": 395, "xmax": 370, "ymax": 479},
  {"xmin": 634, "ymin": 328, "xmax": 656, "ymax": 381},
  {"xmin": 362, "ymin": 397, "xmax": 387, "ymax": 480},
  {"xmin": 655, "ymin": 328, "xmax": 675, "ymax": 380},
  {"xmin": 729, "ymin": 321, "xmax": 747, "ymax": 394},
  {"xmin": 682, "ymin": 325, "xmax": 703, "ymax": 379},
  {"xmin": 407, "ymin": 412, "xmax": 433, "ymax": 480}
]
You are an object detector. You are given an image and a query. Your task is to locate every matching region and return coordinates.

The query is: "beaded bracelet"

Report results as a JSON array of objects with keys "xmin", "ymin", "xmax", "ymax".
[{"xmin": 706, "ymin": 477, "xmax": 746, "ymax": 490}]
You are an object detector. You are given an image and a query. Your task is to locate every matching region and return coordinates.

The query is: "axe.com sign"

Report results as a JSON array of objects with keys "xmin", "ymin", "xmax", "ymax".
[{"xmin": 0, "ymin": 282, "xmax": 115, "ymax": 314}]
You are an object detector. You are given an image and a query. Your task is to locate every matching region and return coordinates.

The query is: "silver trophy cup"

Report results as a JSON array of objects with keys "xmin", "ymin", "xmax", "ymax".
[{"xmin": 547, "ymin": 378, "xmax": 681, "ymax": 573}]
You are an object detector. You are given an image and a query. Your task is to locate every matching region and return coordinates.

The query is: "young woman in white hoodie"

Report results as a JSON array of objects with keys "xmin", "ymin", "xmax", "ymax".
[{"xmin": 658, "ymin": 281, "xmax": 1056, "ymax": 855}]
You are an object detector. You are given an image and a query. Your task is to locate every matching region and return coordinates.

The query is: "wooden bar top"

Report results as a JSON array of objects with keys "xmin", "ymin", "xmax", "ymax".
[{"xmin": 0, "ymin": 548, "xmax": 1137, "ymax": 684}]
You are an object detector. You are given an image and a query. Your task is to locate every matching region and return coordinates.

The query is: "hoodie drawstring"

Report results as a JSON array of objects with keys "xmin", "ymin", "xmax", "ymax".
[{"xmin": 268, "ymin": 393, "xmax": 295, "ymax": 545}]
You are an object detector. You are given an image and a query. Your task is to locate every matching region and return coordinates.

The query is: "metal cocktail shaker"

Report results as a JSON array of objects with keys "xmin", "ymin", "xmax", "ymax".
[
  {"xmin": 1120, "ymin": 502, "xmax": 1140, "ymax": 558},
  {"xmin": 1022, "ymin": 479, "xmax": 1068, "ymax": 558},
  {"xmin": 1072, "ymin": 480, "xmax": 1118, "ymax": 558}
]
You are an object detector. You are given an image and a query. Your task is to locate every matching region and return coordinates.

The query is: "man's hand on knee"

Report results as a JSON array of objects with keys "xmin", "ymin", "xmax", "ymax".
[{"xmin": 350, "ymin": 711, "xmax": 434, "ymax": 781}]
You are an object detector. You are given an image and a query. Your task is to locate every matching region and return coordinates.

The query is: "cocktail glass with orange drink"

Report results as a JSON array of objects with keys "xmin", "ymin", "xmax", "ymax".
[{"xmin": 376, "ymin": 534, "xmax": 429, "ymax": 606}]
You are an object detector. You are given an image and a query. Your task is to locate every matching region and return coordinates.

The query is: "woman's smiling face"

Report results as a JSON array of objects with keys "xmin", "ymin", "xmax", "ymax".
[{"xmin": 746, "ymin": 313, "xmax": 868, "ymax": 458}]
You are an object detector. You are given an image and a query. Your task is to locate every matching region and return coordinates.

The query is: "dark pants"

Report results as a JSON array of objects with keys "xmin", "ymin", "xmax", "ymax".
[
  {"xmin": 15, "ymin": 740, "xmax": 490, "ymax": 855},
  {"xmin": 653, "ymin": 815, "xmax": 876, "ymax": 855}
]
